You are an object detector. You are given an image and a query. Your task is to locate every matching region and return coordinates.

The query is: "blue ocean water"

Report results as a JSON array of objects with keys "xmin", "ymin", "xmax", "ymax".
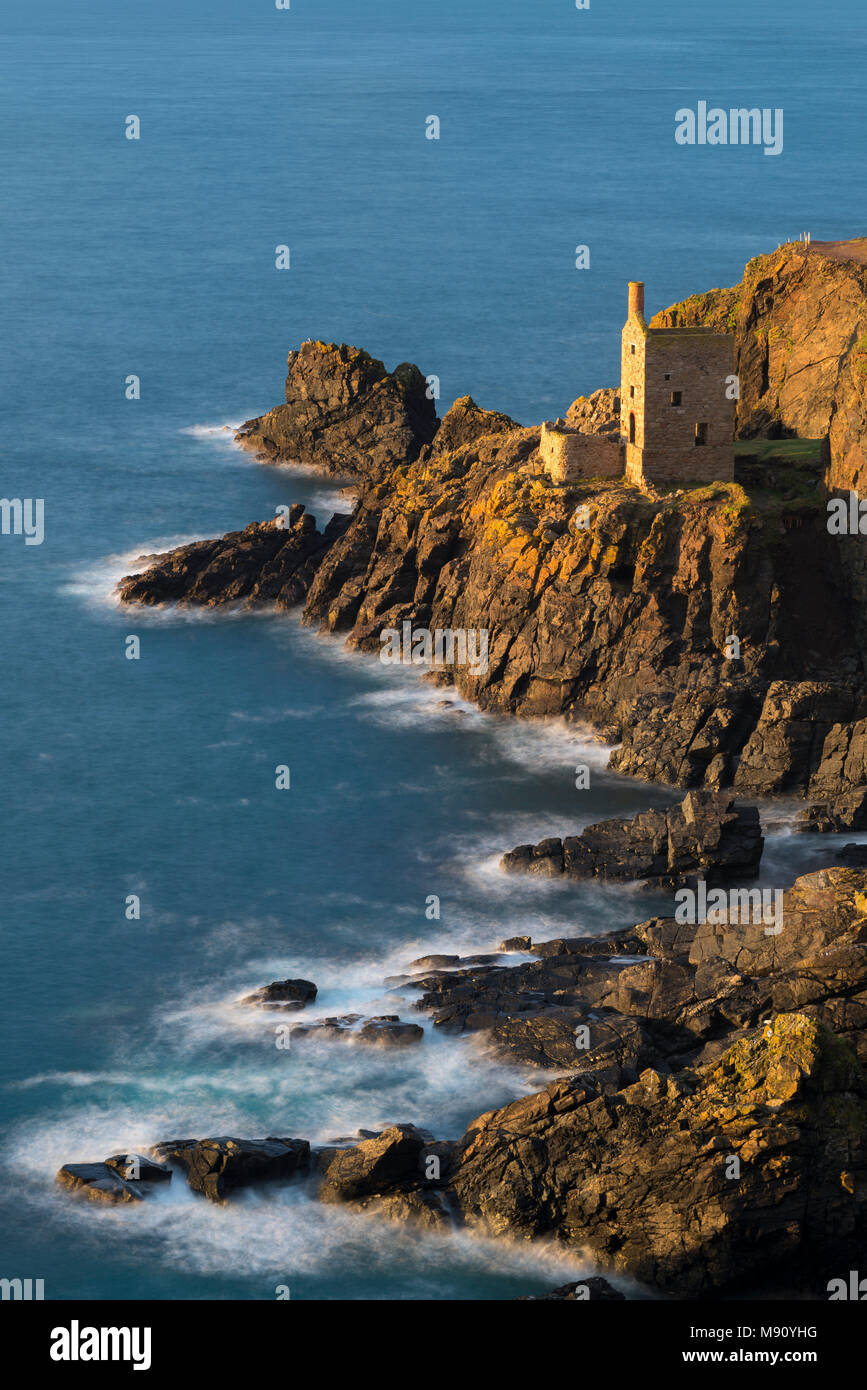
[{"xmin": 1, "ymin": 0, "xmax": 865, "ymax": 1300}]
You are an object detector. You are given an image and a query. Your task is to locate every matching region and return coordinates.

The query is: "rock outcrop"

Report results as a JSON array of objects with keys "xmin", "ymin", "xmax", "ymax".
[
  {"xmin": 235, "ymin": 341, "xmax": 439, "ymax": 480},
  {"xmin": 289, "ymin": 1014, "xmax": 424, "ymax": 1046},
  {"xmin": 146, "ymin": 1136, "xmax": 309, "ymax": 1203},
  {"xmin": 653, "ymin": 240, "xmax": 867, "ymax": 654},
  {"xmin": 444, "ymin": 1013, "xmax": 867, "ymax": 1297},
  {"xmin": 300, "ymin": 441, "xmax": 865, "ymax": 796},
  {"xmin": 120, "ymin": 248, "xmax": 867, "ymax": 797},
  {"xmin": 517, "ymin": 1277, "xmax": 625, "ymax": 1301},
  {"xmin": 55, "ymin": 1160, "xmax": 168, "ymax": 1205},
  {"xmin": 651, "ymin": 238, "xmax": 867, "ymax": 496},
  {"xmin": 426, "ymin": 395, "xmax": 517, "ymax": 456},
  {"xmin": 118, "ymin": 507, "xmax": 348, "ymax": 609},
  {"xmin": 56, "ymin": 868, "xmax": 867, "ymax": 1297},
  {"xmin": 404, "ymin": 866, "xmax": 867, "ymax": 1073},
  {"xmin": 501, "ymin": 790, "xmax": 763, "ymax": 887},
  {"xmin": 798, "ymin": 788, "xmax": 867, "ymax": 833},
  {"xmin": 307, "ymin": 870, "xmax": 867, "ymax": 1296},
  {"xmin": 240, "ymin": 978, "xmax": 318, "ymax": 1011},
  {"xmin": 565, "ymin": 387, "xmax": 621, "ymax": 438}
]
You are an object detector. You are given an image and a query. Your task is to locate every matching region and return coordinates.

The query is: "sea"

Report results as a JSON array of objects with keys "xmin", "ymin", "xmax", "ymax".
[{"xmin": 2, "ymin": 0, "xmax": 865, "ymax": 1300}]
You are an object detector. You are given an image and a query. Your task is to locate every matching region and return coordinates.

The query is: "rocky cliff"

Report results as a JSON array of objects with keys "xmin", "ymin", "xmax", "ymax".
[
  {"xmin": 60, "ymin": 866, "xmax": 867, "ymax": 1297},
  {"xmin": 298, "ymin": 428, "xmax": 865, "ymax": 799},
  {"xmin": 653, "ymin": 238, "xmax": 867, "ymax": 495},
  {"xmin": 120, "ymin": 246, "xmax": 867, "ymax": 807}
]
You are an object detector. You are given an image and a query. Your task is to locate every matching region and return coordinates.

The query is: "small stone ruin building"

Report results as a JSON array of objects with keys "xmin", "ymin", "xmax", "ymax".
[{"xmin": 541, "ymin": 281, "xmax": 735, "ymax": 487}]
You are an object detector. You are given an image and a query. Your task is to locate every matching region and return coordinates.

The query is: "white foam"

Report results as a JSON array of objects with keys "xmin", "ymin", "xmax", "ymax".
[
  {"xmin": 180, "ymin": 422, "xmax": 245, "ymax": 440},
  {"xmin": 59, "ymin": 535, "xmax": 209, "ymax": 610}
]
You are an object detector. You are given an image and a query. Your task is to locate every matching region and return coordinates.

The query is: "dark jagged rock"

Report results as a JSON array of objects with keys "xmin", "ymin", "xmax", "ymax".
[
  {"xmin": 732, "ymin": 684, "xmax": 867, "ymax": 797},
  {"xmin": 289, "ymin": 1013, "xmax": 423, "ymax": 1046},
  {"xmin": 838, "ymin": 844, "xmax": 867, "ymax": 867},
  {"xmin": 293, "ymin": 868, "xmax": 867, "ymax": 1296},
  {"xmin": 443, "ymin": 1013, "xmax": 867, "ymax": 1298},
  {"xmin": 118, "ymin": 508, "xmax": 348, "ymax": 609},
  {"xmin": 405, "ymin": 867, "xmax": 867, "ymax": 1074},
  {"xmin": 235, "ymin": 341, "xmax": 439, "ymax": 480},
  {"xmin": 407, "ymin": 954, "xmax": 462, "ymax": 970},
  {"xmin": 298, "ymin": 422, "xmax": 865, "ymax": 797},
  {"xmin": 797, "ymin": 788, "xmax": 867, "ymax": 833},
  {"xmin": 358, "ymin": 1018, "xmax": 425, "ymax": 1046},
  {"xmin": 147, "ymin": 1136, "xmax": 309, "ymax": 1203},
  {"xmin": 517, "ymin": 1276, "xmax": 626, "ymax": 1301},
  {"xmin": 240, "ymin": 978, "xmax": 318, "ymax": 1011},
  {"xmin": 501, "ymin": 791, "xmax": 763, "ymax": 888}
]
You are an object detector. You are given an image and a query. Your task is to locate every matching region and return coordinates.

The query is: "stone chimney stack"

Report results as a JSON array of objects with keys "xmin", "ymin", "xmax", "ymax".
[{"xmin": 628, "ymin": 281, "xmax": 645, "ymax": 319}]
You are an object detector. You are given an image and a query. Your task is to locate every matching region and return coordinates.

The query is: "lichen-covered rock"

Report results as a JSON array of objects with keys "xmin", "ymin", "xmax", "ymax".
[
  {"xmin": 565, "ymin": 387, "xmax": 621, "ymax": 438},
  {"xmin": 444, "ymin": 1013, "xmax": 867, "ymax": 1297},
  {"xmin": 235, "ymin": 341, "xmax": 439, "ymax": 479},
  {"xmin": 651, "ymin": 238, "xmax": 867, "ymax": 496},
  {"xmin": 299, "ymin": 436, "xmax": 864, "ymax": 797}
]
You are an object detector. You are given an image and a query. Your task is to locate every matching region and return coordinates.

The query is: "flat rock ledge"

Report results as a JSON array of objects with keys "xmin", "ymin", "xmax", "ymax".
[
  {"xmin": 501, "ymin": 790, "xmax": 763, "ymax": 888},
  {"xmin": 57, "ymin": 1138, "xmax": 309, "ymax": 1206}
]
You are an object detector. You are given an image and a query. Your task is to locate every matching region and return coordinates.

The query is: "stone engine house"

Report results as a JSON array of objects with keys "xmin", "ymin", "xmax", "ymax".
[
  {"xmin": 540, "ymin": 281, "xmax": 735, "ymax": 487},
  {"xmin": 621, "ymin": 281, "xmax": 735, "ymax": 486}
]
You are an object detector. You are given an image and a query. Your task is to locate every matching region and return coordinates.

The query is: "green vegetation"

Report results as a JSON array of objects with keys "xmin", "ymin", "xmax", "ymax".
[{"xmin": 734, "ymin": 437, "xmax": 823, "ymax": 464}]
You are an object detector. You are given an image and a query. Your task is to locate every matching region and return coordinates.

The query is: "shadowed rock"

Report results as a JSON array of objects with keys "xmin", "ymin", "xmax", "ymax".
[
  {"xmin": 118, "ymin": 508, "xmax": 348, "ymax": 609},
  {"xmin": 147, "ymin": 1136, "xmax": 309, "ymax": 1203},
  {"xmin": 235, "ymin": 341, "xmax": 439, "ymax": 479},
  {"xmin": 501, "ymin": 791, "xmax": 763, "ymax": 888},
  {"xmin": 241, "ymin": 978, "xmax": 318, "ymax": 1011},
  {"xmin": 517, "ymin": 1276, "xmax": 626, "ymax": 1301}
]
